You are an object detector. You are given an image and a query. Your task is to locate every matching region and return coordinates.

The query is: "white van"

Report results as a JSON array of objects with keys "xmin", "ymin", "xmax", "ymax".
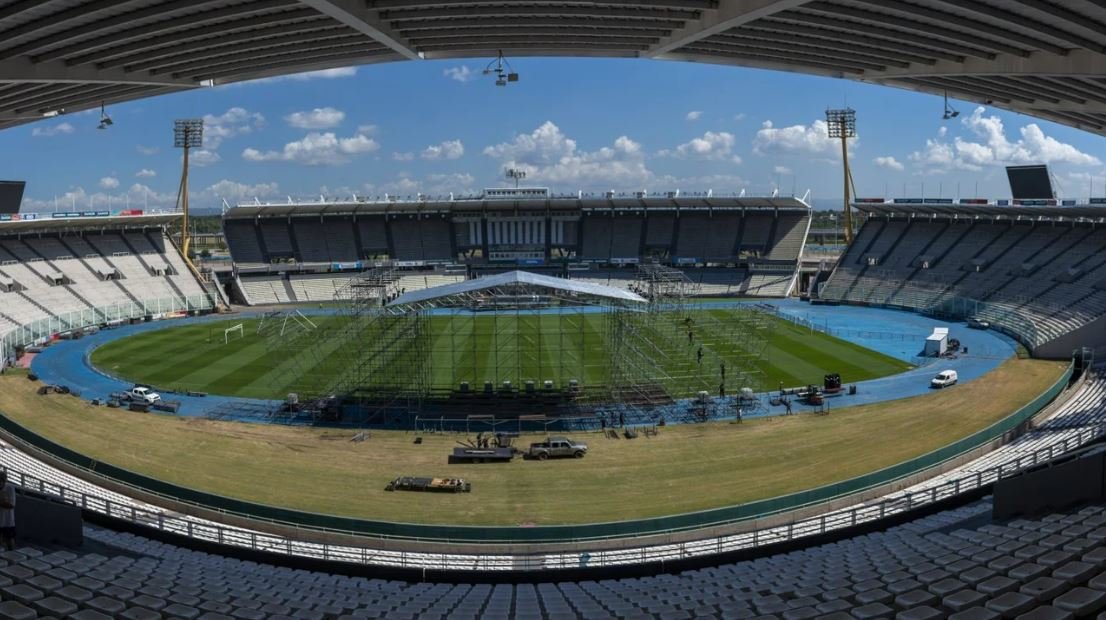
[{"xmin": 930, "ymin": 370, "xmax": 958, "ymax": 389}]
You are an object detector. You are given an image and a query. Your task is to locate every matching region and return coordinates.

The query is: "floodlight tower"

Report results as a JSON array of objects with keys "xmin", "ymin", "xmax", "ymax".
[
  {"xmin": 505, "ymin": 168, "xmax": 526, "ymax": 188},
  {"xmin": 826, "ymin": 108, "xmax": 857, "ymax": 244},
  {"xmin": 173, "ymin": 119, "xmax": 203, "ymax": 272}
]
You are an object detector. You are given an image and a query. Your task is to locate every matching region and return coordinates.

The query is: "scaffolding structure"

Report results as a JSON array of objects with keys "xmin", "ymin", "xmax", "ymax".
[{"xmin": 249, "ymin": 270, "xmax": 772, "ymax": 429}]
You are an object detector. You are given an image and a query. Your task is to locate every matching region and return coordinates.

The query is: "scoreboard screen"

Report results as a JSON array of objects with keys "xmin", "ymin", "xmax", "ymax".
[
  {"xmin": 1006, "ymin": 165, "xmax": 1053, "ymax": 200},
  {"xmin": 0, "ymin": 181, "xmax": 24, "ymax": 214}
]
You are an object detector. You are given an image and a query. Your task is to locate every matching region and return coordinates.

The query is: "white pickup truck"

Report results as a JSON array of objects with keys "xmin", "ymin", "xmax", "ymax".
[{"xmin": 128, "ymin": 386, "xmax": 161, "ymax": 404}]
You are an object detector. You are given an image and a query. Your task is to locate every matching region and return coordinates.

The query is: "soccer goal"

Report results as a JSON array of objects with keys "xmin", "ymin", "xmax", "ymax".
[{"xmin": 224, "ymin": 323, "xmax": 245, "ymax": 345}]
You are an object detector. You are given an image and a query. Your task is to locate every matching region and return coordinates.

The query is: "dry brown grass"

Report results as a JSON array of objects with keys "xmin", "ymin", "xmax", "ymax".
[{"xmin": 0, "ymin": 357, "xmax": 1067, "ymax": 525}]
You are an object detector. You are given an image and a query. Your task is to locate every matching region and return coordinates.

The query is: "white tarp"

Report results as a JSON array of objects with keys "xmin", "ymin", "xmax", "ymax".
[{"xmin": 388, "ymin": 270, "xmax": 646, "ymax": 306}]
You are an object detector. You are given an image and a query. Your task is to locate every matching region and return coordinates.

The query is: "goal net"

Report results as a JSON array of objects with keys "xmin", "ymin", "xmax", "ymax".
[{"xmin": 224, "ymin": 323, "xmax": 245, "ymax": 345}]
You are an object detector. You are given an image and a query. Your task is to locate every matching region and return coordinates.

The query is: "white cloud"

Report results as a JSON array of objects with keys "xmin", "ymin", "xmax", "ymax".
[
  {"xmin": 242, "ymin": 127, "xmax": 379, "ymax": 165},
  {"xmin": 190, "ymin": 149, "xmax": 221, "ymax": 167},
  {"xmin": 205, "ymin": 179, "xmax": 279, "ymax": 202},
  {"xmin": 873, "ymin": 156, "xmax": 904, "ymax": 172},
  {"xmin": 136, "ymin": 145, "xmax": 159, "ymax": 156},
  {"xmin": 484, "ymin": 121, "xmax": 651, "ymax": 188},
  {"xmin": 135, "ymin": 169, "xmax": 156, "ymax": 178},
  {"xmin": 392, "ymin": 152, "xmax": 414, "ymax": 161},
  {"xmin": 734, "ymin": 113, "xmax": 747, "ymax": 122},
  {"xmin": 356, "ymin": 124, "xmax": 377, "ymax": 135},
  {"xmin": 202, "ymin": 107, "xmax": 265, "ymax": 150},
  {"xmin": 365, "ymin": 173, "xmax": 479, "ymax": 197},
  {"xmin": 909, "ymin": 138, "xmax": 966, "ymax": 173},
  {"xmin": 20, "ymin": 183, "xmax": 178, "ymax": 212},
  {"xmin": 422, "ymin": 139, "xmax": 465, "ymax": 160},
  {"xmin": 666, "ymin": 131, "xmax": 741, "ymax": 163},
  {"xmin": 98, "ymin": 176, "xmax": 119, "ymax": 190},
  {"xmin": 31, "ymin": 122, "xmax": 74, "ymax": 137},
  {"xmin": 443, "ymin": 66, "xmax": 475, "ymax": 83},
  {"xmin": 285, "ymin": 107, "xmax": 345, "ymax": 130},
  {"xmin": 937, "ymin": 126, "xmax": 948, "ymax": 138},
  {"xmin": 909, "ymin": 107, "xmax": 1100, "ymax": 174},
  {"xmin": 753, "ymin": 119, "xmax": 841, "ymax": 156},
  {"xmin": 686, "ymin": 110, "xmax": 703, "ymax": 122},
  {"xmin": 774, "ymin": 166, "xmax": 793, "ymax": 175}
]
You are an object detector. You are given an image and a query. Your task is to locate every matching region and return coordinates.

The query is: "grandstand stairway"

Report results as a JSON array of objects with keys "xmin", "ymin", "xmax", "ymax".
[
  {"xmin": 61, "ymin": 240, "xmax": 145, "ymax": 308},
  {"xmin": 142, "ymin": 232, "xmax": 190, "ymax": 303}
]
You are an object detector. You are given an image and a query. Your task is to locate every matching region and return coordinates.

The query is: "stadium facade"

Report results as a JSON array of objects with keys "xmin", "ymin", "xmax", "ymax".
[{"xmin": 222, "ymin": 193, "xmax": 811, "ymax": 305}]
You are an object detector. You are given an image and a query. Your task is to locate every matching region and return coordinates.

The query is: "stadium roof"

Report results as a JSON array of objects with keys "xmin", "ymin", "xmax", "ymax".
[
  {"xmin": 223, "ymin": 195, "xmax": 810, "ymax": 218},
  {"xmin": 3, "ymin": 1, "xmax": 1106, "ymax": 135},
  {"xmin": 0, "ymin": 212, "xmax": 179, "ymax": 234},
  {"xmin": 388, "ymin": 269, "xmax": 647, "ymax": 306},
  {"xmin": 856, "ymin": 203, "xmax": 1106, "ymax": 220}
]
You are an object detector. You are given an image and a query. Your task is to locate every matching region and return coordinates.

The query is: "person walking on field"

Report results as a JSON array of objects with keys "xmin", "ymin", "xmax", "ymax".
[{"xmin": 0, "ymin": 470, "xmax": 15, "ymax": 551}]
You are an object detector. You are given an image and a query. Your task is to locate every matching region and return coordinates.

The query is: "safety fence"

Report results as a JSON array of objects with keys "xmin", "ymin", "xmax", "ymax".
[
  {"xmin": 0, "ymin": 295, "xmax": 213, "ymax": 362},
  {"xmin": 0, "ymin": 362, "xmax": 1072, "ymax": 545}
]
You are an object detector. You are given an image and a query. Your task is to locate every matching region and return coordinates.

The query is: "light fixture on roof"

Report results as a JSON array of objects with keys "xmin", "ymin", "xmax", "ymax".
[
  {"xmin": 505, "ymin": 168, "xmax": 526, "ymax": 188},
  {"xmin": 942, "ymin": 91, "xmax": 960, "ymax": 120},
  {"xmin": 42, "ymin": 109, "xmax": 64, "ymax": 118},
  {"xmin": 97, "ymin": 101, "xmax": 113, "ymax": 130},
  {"xmin": 483, "ymin": 50, "xmax": 519, "ymax": 87}
]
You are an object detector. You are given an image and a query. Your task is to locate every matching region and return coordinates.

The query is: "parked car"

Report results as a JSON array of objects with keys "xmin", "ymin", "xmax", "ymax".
[
  {"xmin": 930, "ymin": 370, "xmax": 958, "ymax": 389},
  {"xmin": 128, "ymin": 386, "xmax": 161, "ymax": 404},
  {"xmin": 528, "ymin": 436, "xmax": 587, "ymax": 460},
  {"xmin": 968, "ymin": 317, "xmax": 990, "ymax": 329}
]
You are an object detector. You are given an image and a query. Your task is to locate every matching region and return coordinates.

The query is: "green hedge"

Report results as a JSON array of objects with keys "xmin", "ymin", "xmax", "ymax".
[{"xmin": 0, "ymin": 362, "xmax": 1072, "ymax": 543}]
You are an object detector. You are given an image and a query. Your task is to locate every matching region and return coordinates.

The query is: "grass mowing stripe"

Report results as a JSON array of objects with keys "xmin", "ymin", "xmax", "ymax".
[{"xmin": 91, "ymin": 309, "xmax": 916, "ymax": 400}]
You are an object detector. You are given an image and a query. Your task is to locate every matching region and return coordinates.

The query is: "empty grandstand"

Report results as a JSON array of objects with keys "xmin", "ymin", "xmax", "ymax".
[
  {"xmin": 820, "ymin": 202, "xmax": 1106, "ymax": 357},
  {"xmin": 0, "ymin": 213, "xmax": 216, "ymax": 365},
  {"xmin": 223, "ymin": 194, "xmax": 811, "ymax": 304}
]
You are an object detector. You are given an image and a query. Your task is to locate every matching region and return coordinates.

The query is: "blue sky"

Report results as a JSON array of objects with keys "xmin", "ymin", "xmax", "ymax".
[{"xmin": 2, "ymin": 57, "xmax": 1104, "ymax": 212}]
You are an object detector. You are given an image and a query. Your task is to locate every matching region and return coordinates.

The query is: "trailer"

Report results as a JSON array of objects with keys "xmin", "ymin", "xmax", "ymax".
[
  {"xmin": 385, "ymin": 476, "xmax": 471, "ymax": 493},
  {"xmin": 450, "ymin": 447, "xmax": 517, "ymax": 463}
]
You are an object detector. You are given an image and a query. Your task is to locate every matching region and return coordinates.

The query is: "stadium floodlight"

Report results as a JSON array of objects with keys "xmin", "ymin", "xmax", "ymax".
[
  {"xmin": 826, "ymin": 108, "xmax": 858, "ymax": 244},
  {"xmin": 942, "ymin": 91, "xmax": 960, "ymax": 120},
  {"xmin": 97, "ymin": 101, "xmax": 113, "ymax": 130},
  {"xmin": 505, "ymin": 168, "xmax": 526, "ymax": 188},
  {"xmin": 484, "ymin": 50, "xmax": 519, "ymax": 87},
  {"xmin": 173, "ymin": 118, "xmax": 206, "ymax": 289},
  {"xmin": 173, "ymin": 118, "xmax": 204, "ymax": 148}
]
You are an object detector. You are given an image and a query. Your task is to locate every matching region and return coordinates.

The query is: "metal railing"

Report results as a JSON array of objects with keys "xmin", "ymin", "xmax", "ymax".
[
  {"xmin": 0, "ymin": 295, "xmax": 213, "ymax": 361},
  {"xmin": 4, "ymin": 413, "xmax": 1101, "ymax": 572}
]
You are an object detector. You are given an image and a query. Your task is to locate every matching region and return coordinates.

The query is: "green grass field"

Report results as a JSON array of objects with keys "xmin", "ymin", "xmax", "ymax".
[{"xmin": 90, "ymin": 310, "xmax": 912, "ymax": 400}]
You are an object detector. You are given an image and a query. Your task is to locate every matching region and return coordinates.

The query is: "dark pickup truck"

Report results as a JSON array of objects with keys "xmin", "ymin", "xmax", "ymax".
[{"xmin": 528, "ymin": 436, "xmax": 588, "ymax": 460}]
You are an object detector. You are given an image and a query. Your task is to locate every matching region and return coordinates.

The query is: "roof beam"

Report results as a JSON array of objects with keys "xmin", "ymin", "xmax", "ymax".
[
  {"xmin": 393, "ymin": 17, "xmax": 686, "ymax": 31},
  {"xmin": 845, "ymin": 0, "xmax": 1070, "ymax": 57},
  {"xmin": 39, "ymin": 1, "xmax": 301, "ymax": 65},
  {"xmin": 205, "ymin": 48, "xmax": 396, "ymax": 83},
  {"xmin": 648, "ymin": 0, "xmax": 810, "ymax": 57},
  {"xmin": 124, "ymin": 26, "xmax": 352, "ymax": 73},
  {"xmin": 371, "ymin": 0, "xmax": 713, "ymax": 9},
  {"xmin": 78, "ymin": 9, "xmax": 322, "ymax": 68},
  {"xmin": 298, "ymin": 0, "xmax": 420, "ymax": 59},
  {"xmin": 0, "ymin": 56, "xmax": 198, "ymax": 88},
  {"xmin": 382, "ymin": 5, "xmax": 696, "ymax": 21},
  {"xmin": 167, "ymin": 39, "xmax": 380, "ymax": 78},
  {"xmin": 801, "ymin": 2, "xmax": 1031, "ymax": 58},
  {"xmin": 929, "ymin": 0, "xmax": 1105, "ymax": 55},
  {"xmin": 863, "ymin": 49, "xmax": 1106, "ymax": 80}
]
